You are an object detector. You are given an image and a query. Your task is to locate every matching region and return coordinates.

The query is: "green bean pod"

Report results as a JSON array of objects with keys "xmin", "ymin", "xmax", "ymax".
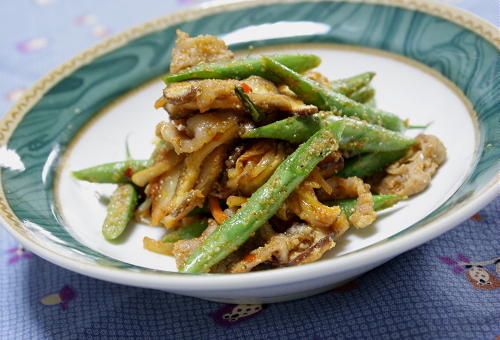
[
  {"xmin": 181, "ymin": 121, "xmax": 346, "ymax": 273},
  {"xmin": 242, "ymin": 112, "xmax": 414, "ymax": 152},
  {"xmin": 350, "ymin": 86, "xmax": 375, "ymax": 104},
  {"xmin": 72, "ymin": 160, "xmax": 150, "ymax": 183},
  {"xmin": 327, "ymin": 194, "xmax": 404, "ymax": 217},
  {"xmin": 163, "ymin": 54, "xmax": 321, "ymax": 83},
  {"xmin": 262, "ymin": 57, "xmax": 405, "ymax": 132},
  {"xmin": 364, "ymin": 97, "xmax": 377, "ymax": 109},
  {"xmin": 331, "ymin": 72, "xmax": 375, "ymax": 97},
  {"xmin": 337, "ymin": 149, "xmax": 408, "ymax": 178},
  {"xmin": 162, "ymin": 220, "xmax": 208, "ymax": 243},
  {"xmin": 102, "ymin": 184, "xmax": 138, "ymax": 241}
]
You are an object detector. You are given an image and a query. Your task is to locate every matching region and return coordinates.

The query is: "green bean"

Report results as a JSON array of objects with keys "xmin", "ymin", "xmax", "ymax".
[
  {"xmin": 102, "ymin": 184, "xmax": 138, "ymax": 241},
  {"xmin": 350, "ymin": 86, "xmax": 375, "ymax": 104},
  {"xmin": 242, "ymin": 112, "xmax": 414, "ymax": 152},
  {"xmin": 72, "ymin": 160, "xmax": 150, "ymax": 183},
  {"xmin": 337, "ymin": 149, "xmax": 408, "ymax": 178},
  {"xmin": 235, "ymin": 86, "xmax": 264, "ymax": 122},
  {"xmin": 262, "ymin": 57, "xmax": 405, "ymax": 132},
  {"xmin": 163, "ymin": 54, "xmax": 321, "ymax": 83},
  {"xmin": 162, "ymin": 220, "xmax": 208, "ymax": 243},
  {"xmin": 331, "ymin": 72, "xmax": 375, "ymax": 97},
  {"xmin": 364, "ymin": 97, "xmax": 377, "ymax": 109},
  {"xmin": 327, "ymin": 194, "xmax": 403, "ymax": 217},
  {"xmin": 181, "ymin": 121, "xmax": 346, "ymax": 273}
]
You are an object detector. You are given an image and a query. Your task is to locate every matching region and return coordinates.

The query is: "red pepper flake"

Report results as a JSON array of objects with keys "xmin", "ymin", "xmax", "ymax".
[
  {"xmin": 240, "ymin": 83, "xmax": 252, "ymax": 93},
  {"xmin": 124, "ymin": 167, "xmax": 133, "ymax": 178},
  {"xmin": 213, "ymin": 133, "xmax": 222, "ymax": 141},
  {"xmin": 244, "ymin": 254, "xmax": 256, "ymax": 262},
  {"xmin": 470, "ymin": 213, "xmax": 483, "ymax": 222}
]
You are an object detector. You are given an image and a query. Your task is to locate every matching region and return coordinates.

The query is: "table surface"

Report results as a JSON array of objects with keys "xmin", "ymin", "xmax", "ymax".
[{"xmin": 0, "ymin": 1, "xmax": 498, "ymax": 339}]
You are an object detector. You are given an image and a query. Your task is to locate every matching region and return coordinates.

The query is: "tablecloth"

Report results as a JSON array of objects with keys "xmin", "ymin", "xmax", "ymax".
[{"xmin": 0, "ymin": 1, "xmax": 498, "ymax": 339}]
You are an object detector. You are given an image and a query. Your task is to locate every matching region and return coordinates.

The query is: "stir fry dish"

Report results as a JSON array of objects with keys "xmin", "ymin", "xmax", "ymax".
[{"xmin": 72, "ymin": 31, "xmax": 447, "ymax": 273}]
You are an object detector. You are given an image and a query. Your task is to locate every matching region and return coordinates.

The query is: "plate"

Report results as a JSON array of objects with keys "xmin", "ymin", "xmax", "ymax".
[{"xmin": 1, "ymin": 0, "xmax": 498, "ymax": 303}]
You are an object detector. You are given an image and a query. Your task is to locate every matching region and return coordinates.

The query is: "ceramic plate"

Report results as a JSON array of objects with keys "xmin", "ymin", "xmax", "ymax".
[{"xmin": 1, "ymin": 0, "xmax": 498, "ymax": 303}]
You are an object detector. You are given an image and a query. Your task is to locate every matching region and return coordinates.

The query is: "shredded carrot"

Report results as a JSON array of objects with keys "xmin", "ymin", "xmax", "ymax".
[
  {"xmin": 208, "ymin": 196, "xmax": 228, "ymax": 224},
  {"xmin": 240, "ymin": 83, "xmax": 252, "ymax": 93}
]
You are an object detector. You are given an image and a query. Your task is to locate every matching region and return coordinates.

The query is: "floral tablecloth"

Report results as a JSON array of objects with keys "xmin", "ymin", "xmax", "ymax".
[{"xmin": 0, "ymin": 1, "xmax": 498, "ymax": 339}]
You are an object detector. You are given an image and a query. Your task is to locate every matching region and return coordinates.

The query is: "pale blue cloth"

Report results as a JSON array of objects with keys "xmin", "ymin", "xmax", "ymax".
[{"xmin": 0, "ymin": 1, "xmax": 498, "ymax": 339}]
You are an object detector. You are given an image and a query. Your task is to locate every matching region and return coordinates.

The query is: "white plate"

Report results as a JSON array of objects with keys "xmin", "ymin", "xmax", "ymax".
[{"xmin": 1, "ymin": 0, "xmax": 498, "ymax": 303}]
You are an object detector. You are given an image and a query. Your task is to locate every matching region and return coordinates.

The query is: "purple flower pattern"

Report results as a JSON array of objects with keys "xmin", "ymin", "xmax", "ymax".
[{"xmin": 6, "ymin": 245, "xmax": 32, "ymax": 264}]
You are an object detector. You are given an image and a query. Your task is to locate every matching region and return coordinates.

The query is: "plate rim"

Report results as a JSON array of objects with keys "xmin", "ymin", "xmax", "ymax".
[{"xmin": 0, "ymin": 0, "xmax": 499, "ymax": 290}]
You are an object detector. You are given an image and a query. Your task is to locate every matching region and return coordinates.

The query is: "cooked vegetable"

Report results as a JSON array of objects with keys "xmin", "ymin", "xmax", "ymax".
[
  {"xmin": 208, "ymin": 196, "xmax": 229, "ymax": 224},
  {"xmin": 153, "ymin": 132, "xmax": 236, "ymax": 229},
  {"xmin": 163, "ymin": 54, "xmax": 321, "ymax": 83},
  {"xmin": 328, "ymin": 194, "xmax": 404, "ymax": 217},
  {"xmin": 234, "ymin": 85, "xmax": 264, "ymax": 122},
  {"xmin": 144, "ymin": 236, "xmax": 173, "ymax": 255},
  {"xmin": 242, "ymin": 112, "xmax": 415, "ymax": 152},
  {"xmin": 331, "ymin": 72, "xmax": 375, "ymax": 97},
  {"xmin": 181, "ymin": 120, "xmax": 345, "ymax": 273},
  {"xmin": 131, "ymin": 152, "xmax": 183, "ymax": 187},
  {"xmin": 226, "ymin": 140, "xmax": 287, "ymax": 196},
  {"xmin": 350, "ymin": 86, "xmax": 375, "ymax": 104},
  {"xmin": 162, "ymin": 220, "xmax": 208, "ymax": 243},
  {"xmin": 102, "ymin": 184, "xmax": 138, "ymax": 240},
  {"xmin": 72, "ymin": 160, "xmax": 149, "ymax": 183},
  {"xmin": 337, "ymin": 149, "xmax": 409, "ymax": 178},
  {"xmin": 261, "ymin": 57, "xmax": 405, "ymax": 131}
]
